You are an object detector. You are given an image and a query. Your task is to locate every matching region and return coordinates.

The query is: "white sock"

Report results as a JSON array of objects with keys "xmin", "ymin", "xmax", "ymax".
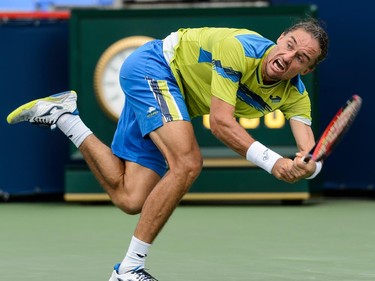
[
  {"xmin": 118, "ymin": 236, "xmax": 151, "ymax": 274},
  {"xmin": 56, "ymin": 114, "xmax": 93, "ymax": 148}
]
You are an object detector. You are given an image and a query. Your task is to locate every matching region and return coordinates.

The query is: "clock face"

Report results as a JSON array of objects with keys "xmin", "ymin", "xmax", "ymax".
[{"xmin": 94, "ymin": 36, "xmax": 154, "ymax": 120}]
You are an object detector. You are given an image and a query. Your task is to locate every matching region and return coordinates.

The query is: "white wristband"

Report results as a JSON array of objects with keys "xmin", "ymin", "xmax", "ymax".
[
  {"xmin": 306, "ymin": 161, "xmax": 323, "ymax": 179},
  {"xmin": 246, "ymin": 141, "xmax": 282, "ymax": 174}
]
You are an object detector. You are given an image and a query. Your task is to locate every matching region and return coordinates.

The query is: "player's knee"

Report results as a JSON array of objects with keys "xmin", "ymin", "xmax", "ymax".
[
  {"xmin": 188, "ymin": 155, "xmax": 203, "ymax": 179},
  {"xmin": 173, "ymin": 152, "xmax": 203, "ymax": 188}
]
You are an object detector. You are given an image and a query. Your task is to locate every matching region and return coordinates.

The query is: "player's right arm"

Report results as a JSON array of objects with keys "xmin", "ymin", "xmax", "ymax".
[{"xmin": 209, "ymin": 96, "xmax": 298, "ymax": 183}]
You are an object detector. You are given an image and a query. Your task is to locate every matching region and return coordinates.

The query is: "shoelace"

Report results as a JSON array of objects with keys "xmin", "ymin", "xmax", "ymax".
[{"xmin": 131, "ymin": 269, "xmax": 158, "ymax": 281}]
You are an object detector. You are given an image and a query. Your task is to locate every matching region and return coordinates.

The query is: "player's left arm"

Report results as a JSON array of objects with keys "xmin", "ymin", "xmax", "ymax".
[{"xmin": 289, "ymin": 119, "xmax": 319, "ymax": 179}]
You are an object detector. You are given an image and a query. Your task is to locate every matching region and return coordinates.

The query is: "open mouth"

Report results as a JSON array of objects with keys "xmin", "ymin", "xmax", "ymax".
[{"xmin": 273, "ymin": 58, "xmax": 285, "ymax": 71}]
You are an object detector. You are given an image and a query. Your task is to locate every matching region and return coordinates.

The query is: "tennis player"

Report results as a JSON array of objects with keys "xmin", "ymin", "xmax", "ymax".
[{"xmin": 7, "ymin": 18, "xmax": 328, "ymax": 281}]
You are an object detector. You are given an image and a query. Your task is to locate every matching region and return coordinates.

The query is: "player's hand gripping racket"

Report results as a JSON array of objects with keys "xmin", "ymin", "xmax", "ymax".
[{"xmin": 303, "ymin": 95, "xmax": 362, "ymax": 163}]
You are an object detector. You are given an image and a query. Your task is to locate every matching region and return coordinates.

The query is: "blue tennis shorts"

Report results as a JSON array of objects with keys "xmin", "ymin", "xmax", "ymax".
[{"xmin": 111, "ymin": 39, "xmax": 190, "ymax": 177}]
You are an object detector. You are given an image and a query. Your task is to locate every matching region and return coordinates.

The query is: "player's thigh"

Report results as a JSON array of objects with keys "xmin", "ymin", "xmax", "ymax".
[{"xmin": 150, "ymin": 121, "xmax": 202, "ymax": 172}]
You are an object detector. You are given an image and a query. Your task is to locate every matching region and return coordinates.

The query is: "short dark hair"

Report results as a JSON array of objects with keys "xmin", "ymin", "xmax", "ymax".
[{"xmin": 283, "ymin": 17, "xmax": 329, "ymax": 68}]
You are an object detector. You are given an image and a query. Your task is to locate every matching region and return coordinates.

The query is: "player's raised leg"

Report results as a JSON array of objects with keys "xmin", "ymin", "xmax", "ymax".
[
  {"xmin": 79, "ymin": 134, "xmax": 162, "ymax": 214},
  {"xmin": 6, "ymin": 90, "xmax": 161, "ymax": 213}
]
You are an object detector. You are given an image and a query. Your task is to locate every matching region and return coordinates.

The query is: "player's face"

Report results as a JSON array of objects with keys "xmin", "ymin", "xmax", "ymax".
[{"xmin": 262, "ymin": 28, "xmax": 321, "ymax": 84}]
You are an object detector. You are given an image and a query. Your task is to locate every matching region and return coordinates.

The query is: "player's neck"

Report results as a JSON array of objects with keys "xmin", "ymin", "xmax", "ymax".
[{"xmin": 262, "ymin": 71, "xmax": 279, "ymax": 85}]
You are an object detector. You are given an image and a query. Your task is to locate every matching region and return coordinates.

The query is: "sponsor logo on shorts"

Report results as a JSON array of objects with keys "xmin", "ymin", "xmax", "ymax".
[{"xmin": 147, "ymin": 106, "xmax": 158, "ymax": 118}]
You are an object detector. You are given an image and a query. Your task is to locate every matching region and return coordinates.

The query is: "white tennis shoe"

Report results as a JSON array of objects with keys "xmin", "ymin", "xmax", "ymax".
[
  {"xmin": 7, "ymin": 90, "xmax": 78, "ymax": 129},
  {"xmin": 109, "ymin": 264, "xmax": 158, "ymax": 281}
]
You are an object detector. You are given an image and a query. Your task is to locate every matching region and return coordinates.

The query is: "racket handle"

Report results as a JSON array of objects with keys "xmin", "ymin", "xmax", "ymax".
[{"xmin": 302, "ymin": 154, "xmax": 312, "ymax": 163}]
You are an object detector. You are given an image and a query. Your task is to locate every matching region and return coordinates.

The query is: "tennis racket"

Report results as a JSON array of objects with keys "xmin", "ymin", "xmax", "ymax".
[{"xmin": 303, "ymin": 95, "xmax": 362, "ymax": 163}]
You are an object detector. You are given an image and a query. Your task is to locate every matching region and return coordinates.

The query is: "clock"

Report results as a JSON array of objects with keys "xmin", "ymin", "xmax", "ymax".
[{"xmin": 94, "ymin": 36, "xmax": 154, "ymax": 121}]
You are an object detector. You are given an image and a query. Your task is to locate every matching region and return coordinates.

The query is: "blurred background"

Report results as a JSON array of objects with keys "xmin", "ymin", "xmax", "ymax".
[{"xmin": 0, "ymin": 0, "xmax": 373, "ymax": 202}]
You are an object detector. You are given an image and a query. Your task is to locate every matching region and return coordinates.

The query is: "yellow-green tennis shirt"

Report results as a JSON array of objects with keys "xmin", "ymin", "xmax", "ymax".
[{"xmin": 164, "ymin": 27, "xmax": 311, "ymax": 125}]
